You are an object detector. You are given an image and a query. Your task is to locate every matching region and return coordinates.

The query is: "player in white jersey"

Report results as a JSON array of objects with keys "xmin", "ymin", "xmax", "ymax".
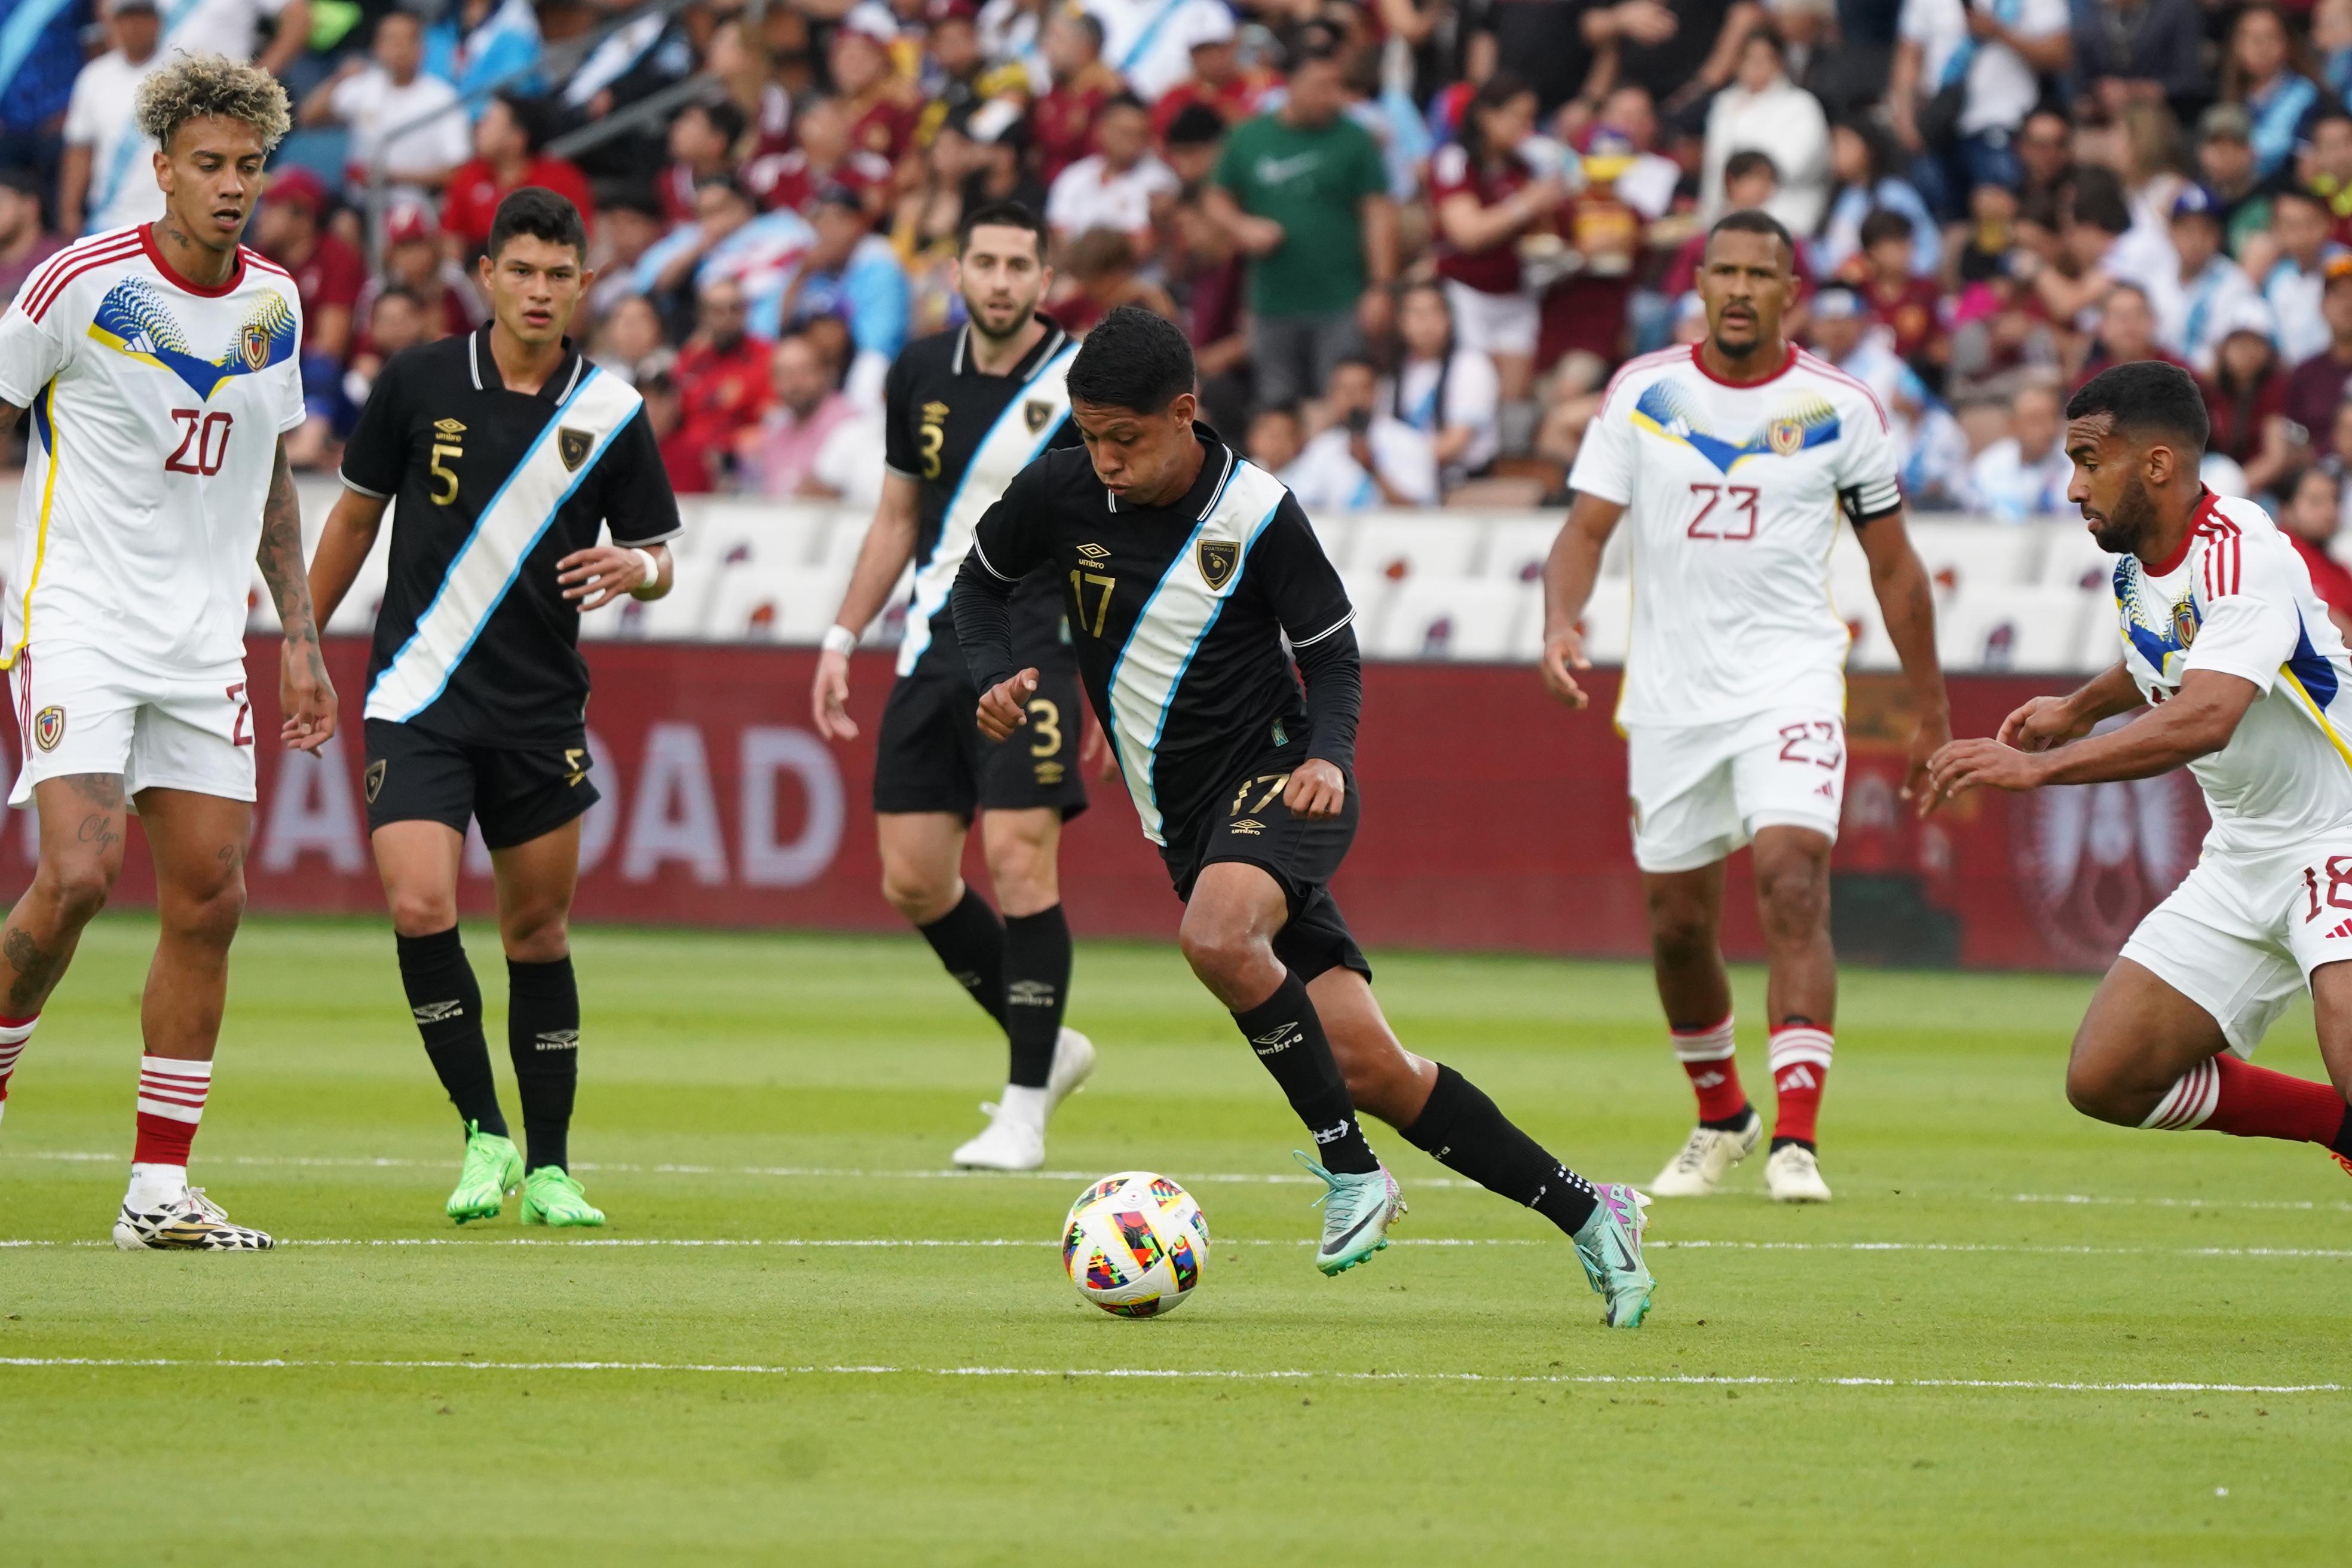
[
  {"xmin": 1540, "ymin": 210, "xmax": 1949, "ymax": 1203},
  {"xmin": 0, "ymin": 57, "xmax": 337, "ymax": 1249},
  {"xmin": 1930, "ymin": 362, "xmax": 2352, "ymax": 1178}
]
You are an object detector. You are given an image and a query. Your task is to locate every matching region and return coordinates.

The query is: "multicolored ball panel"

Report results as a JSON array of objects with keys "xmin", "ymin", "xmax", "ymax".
[{"xmin": 1061, "ymin": 1172, "xmax": 1208, "ymax": 1318}]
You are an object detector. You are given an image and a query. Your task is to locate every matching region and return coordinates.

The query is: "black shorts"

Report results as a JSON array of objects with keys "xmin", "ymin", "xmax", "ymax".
[
  {"xmin": 364, "ymin": 719, "xmax": 601, "ymax": 851},
  {"xmin": 872, "ymin": 654, "xmax": 1089, "ymax": 821},
  {"xmin": 1165, "ymin": 754, "xmax": 1370, "ymax": 984}
]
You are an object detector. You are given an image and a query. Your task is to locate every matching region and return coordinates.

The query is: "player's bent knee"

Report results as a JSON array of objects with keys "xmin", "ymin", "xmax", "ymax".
[
  {"xmin": 385, "ymin": 889, "xmax": 460, "ymax": 938},
  {"xmin": 36, "ymin": 853, "xmax": 120, "ymax": 927},
  {"xmin": 165, "ymin": 877, "xmax": 246, "ymax": 950},
  {"xmin": 2063, "ymin": 1046, "xmax": 2155, "ymax": 1126},
  {"xmin": 880, "ymin": 868, "xmax": 960, "ymax": 925},
  {"xmin": 1646, "ymin": 899, "xmax": 1716, "ymax": 961}
]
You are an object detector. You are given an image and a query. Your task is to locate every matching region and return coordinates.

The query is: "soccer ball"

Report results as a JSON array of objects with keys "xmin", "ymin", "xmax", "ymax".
[{"xmin": 1061, "ymin": 1171, "xmax": 1209, "ymax": 1318}]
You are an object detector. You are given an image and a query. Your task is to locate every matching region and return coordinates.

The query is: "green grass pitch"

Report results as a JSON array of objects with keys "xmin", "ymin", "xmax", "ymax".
[{"xmin": 2, "ymin": 915, "xmax": 2349, "ymax": 1565}]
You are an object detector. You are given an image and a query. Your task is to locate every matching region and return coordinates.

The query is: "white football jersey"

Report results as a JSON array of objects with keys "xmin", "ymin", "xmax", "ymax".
[
  {"xmin": 2114, "ymin": 491, "xmax": 2352, "ymax": 857},
  {"xmin": 1569, "ymin": 344, "xmax": 1901, "ymax": 727},
  {"xmin": 0, "ymin": 226, "xmax": 305, "ymax": 676}
]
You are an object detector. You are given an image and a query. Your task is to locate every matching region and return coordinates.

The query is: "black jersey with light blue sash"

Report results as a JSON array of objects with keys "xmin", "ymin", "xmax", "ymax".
[
  {"xmin": 954, "ymin": 427, "xmax": 1358, "ymax": 846},
  {"xmin": 340, "ymin": 327, "xmax": 681, "ymax": 745},
  {"xmin": 883, "ymin": 318, "xmax": 1082, "ymax": 680}
]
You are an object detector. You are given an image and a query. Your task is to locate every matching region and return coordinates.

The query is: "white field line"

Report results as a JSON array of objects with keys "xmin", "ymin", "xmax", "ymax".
[
  {"xmin": 2, "ymin": 1236, "xmax": 2348, "ymax": 1258},
  {"xmin": 8, "ymin": 1149, "xmax": 2349, "ymax": 1214},
  {"xmin": 0, "ymin": 1356, "xmax": 2339, "ymax": 1395}
]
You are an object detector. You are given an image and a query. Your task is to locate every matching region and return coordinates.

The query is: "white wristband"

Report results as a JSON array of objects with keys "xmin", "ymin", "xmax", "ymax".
[
  {"xmin": 820, "ymin": 624, "xmax": 858, "ymax": 657},
  {"xmin": 627, "ymin": 547, "xmax": 661, "ymax": 595}
]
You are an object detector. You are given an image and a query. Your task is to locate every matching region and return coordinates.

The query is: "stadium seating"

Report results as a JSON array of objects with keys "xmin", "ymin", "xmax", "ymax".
[
  {"xmin": 1936, "ymin": 584, "xmax": 2094, "ymax": 673},
  {"xmin": 1367, "ymin": 577, "xmax": 1535, "ymax": 662}
]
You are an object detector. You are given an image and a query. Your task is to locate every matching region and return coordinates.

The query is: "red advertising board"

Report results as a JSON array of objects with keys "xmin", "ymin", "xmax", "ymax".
[{"xmin": 0, "ymin": 639, "xmax": 2201, "ymax": 972}]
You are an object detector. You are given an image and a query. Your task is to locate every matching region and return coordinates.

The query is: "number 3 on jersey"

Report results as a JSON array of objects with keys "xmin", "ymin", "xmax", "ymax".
[{"xmin": 1688, "ymin": 482, "xmax": 1759, "ymax": 540}]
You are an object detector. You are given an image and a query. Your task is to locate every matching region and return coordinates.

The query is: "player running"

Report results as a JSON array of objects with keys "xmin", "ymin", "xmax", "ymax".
[
  {"xmin": 810, "ymin": 200, "xmax": 1095, "ymax": 1172},
  {"xmin": 0, "ymin": 57, "xmax": 332, "ymax": 1249},
  {"xmin": 1929, "ymin": 362, "xmax": 2352, "ymax": 1174},
  {"xmin": 309, "ymin": 189, "xmax": 682, "ymax": 1228},
  {"xmin": 1540, "ymin": 209, "xmax": 1949, "ymax": 1203},
  {"xmin": 954, "ymin": 307, "xmax": 1655, "ymax": 1327}
]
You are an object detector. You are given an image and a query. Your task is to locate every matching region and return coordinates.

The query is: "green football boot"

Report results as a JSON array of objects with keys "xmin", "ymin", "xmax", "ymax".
[
  {"xmin": 1573, "ymin": 1183, "xmax": 1656, "ymax": 1329},
  {"xmin": 519, "ymin": 1166, "xmax": 606, "ymax": 1228},
  {"xmin": 445, "ymin": 1122, "xmax": 523, "ymax": 1224},
  {"xmin": 1294, "ymin": 1150, "xmax": 1404, "ymax": 1275}
]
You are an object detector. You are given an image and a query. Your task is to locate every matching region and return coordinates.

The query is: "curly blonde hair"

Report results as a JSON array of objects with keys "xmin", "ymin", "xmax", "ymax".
[{"xmin": 134, "ymin": 53, "xmax": 292, "ymax": 153}]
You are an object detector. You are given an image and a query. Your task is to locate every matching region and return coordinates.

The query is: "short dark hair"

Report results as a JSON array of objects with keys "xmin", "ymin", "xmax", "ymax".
[
  {"xmin": 1707, "ymin": 206, "xmax": 1794, "ymax": 267},
  {"xmin": 1065, "ymin": 11, "xmax": 1104, "ymax": 52},
  {"xmin": 688, "ymin": 97, "xmax": 747, "ymax": 147},
  {"xmin": 1723, "ymin": 148, "xmax": 1778, "ymax": 186},
  {"xmin": 1164, "ymin": 102, "xmax": 1224, "ymax": 148},
  {"xmin": 1332, "ymin": 352, "xmax": 1380, "ymax": 378},
  {"xmin": 1102, "ymin": 91, "xmax": 1149, "ymax": 117},
  {"xmin": 601, "ymin": 186, "xmax": 664, "ymax": 222},
  {"xmin": 696, "ymin": 172, "xmax": 754, "ymax": 209},
  {"xmin": 958, "ymin": 198, "xmax": 1047, "ymax": 259},
  {"xmin": 492, "ymin": 90, "xmax": 549, "ymax": 155},
  {"xmin": 2067, "ymin": 166, "xmax": 2133, "ymax": 235},
  {"xmin": 1067, "ymin": 306, "xmax": 1195, "ymax": 413},
  {"xmin": 2066, "ymin": 360, "xmax": 2210, "ymax": 454},
  {"xmin": 487, "ymin": 186, "xmax": 588, "ymax": 262},
  {"xmin": 1858, "ymin": 207, "xmax": 1912, "ymax": 250}
]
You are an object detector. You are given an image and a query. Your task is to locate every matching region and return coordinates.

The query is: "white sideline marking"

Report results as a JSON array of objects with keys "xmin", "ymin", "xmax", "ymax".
[
  {"xmin": 8, "ymin": 1150, "xmax": 2351, "ymax": 1213},
  {"xmin": 3, "ymin": 1236, "xmax": 2348, "ymax": 1258},
  {"xmin": 0, "ymin": 1355, "xmax": 2339, "ymax": 1395}
]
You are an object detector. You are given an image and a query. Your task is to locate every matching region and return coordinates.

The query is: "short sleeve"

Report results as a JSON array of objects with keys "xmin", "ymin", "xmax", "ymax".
[
  {"xmin": 62, "ymin": 69, "xmax": 102, "ymax": 146},
  {"xmin": 1445, "ymin": 349, "xmax": 1500, "ymax": 428},
  {"xmin": 1830, "ymin": 384, "xmax": 1902, "ymax": 525},
  {"xmin": 338, "ymin": 349, "xmax": 411, "ymax": 498},
  {"xmin": 2019, "ymin": 0, "xmax": 2070, "ymax": 35},
  {"xmin": 2183, "ymin": 536, "xmax": 2305, "ymax": 693},
  {"xmin": 601, "ymin": 408, "xmax": 685, "ymax": 545},
  {"xmin": 970, "ymin": 461, "xmax": 1052, "ymax": 582},
  {"xmin": 1428, "ymin": 143, "xmax": 1473, "ymax": 204},
  {"xmin": 1212, "ymin": 128, "xmax": 1250, "ymax": 198},
  {"xmin": 329, "ymin": 73, "xmax": 369, "ymax": 123},
  {"xmin": 881, "ymin": 349, "xmax": 918, "ymax": 479},
  {"xmin": 1248, "ymin": 495, "xmax": 1353, "ymax": 647},
  {"xmin": 1349, "ymin": 123, "xmax": 1387, "ymax": 202},
  {"xmin": 1045, "ymin": 166, "xmax": 1083, "ymax": 230},
  {"xmin": 0, "ymin": 272, "xmax": 75, "ymax": 408},
  {"xmin": 1566, "ymin": 372, "xmax": 1638, "ymax": 506}
]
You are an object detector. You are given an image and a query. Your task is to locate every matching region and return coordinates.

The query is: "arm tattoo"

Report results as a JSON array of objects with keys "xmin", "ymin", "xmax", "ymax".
[{"xmin": 257, "ymin": 437, "xmax": 319, "ymax": 647}]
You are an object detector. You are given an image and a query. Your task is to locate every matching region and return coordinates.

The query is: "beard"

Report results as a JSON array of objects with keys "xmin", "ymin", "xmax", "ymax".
[{"xmin": 2087, "ymin": 473, "xmax": 2158, "ymax": 555}]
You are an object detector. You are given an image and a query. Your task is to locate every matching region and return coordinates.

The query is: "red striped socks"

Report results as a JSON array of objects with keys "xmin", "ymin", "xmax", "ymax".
[
  {"xmin": 2142, "ymin": 1054, "xmax": 2348, "ymax": 1147},
  {"xmin": 1769, "ymin": 1024, "xmax": 1835, "ymax": 1148},
  {"xmin": 130, "ymin": 1056, "xmax": 212, "ymax": 1202},
  {"xmin": 1671, "ymin": 1016, "xmax": 1749, "ymax": 1125},
  {"xmin": 0, "ymin": 1013, "xmax": 35, "ymax": 1126}
]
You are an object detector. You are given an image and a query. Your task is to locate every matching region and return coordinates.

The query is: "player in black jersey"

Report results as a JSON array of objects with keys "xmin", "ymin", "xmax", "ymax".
[
  {"xmin": 810, "ymin": 201, "xmax": 1096, "ymax": 1172},
  {"xmin": 956, "ymin": 308, "xmax": 1656, "ymax": 1324},
  {"xmin": 310, "ymin": 190, "xmax": 682, "ymax": 1229}
]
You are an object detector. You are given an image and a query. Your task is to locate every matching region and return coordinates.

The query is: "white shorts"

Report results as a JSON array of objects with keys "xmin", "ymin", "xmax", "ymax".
[
  {"xmin": 8, "ymin": 644, "xmax": 256, "ymax": 807},
  {"xmin": 1443, "ymin": 278, "xmax": 1539, "ymax": 359},
  {"xmin": 1626, "ymin": 708, "xmax": 1846, "ymax": 874},
  {"xmin": 2117, "ymin": 839, "xmax": 2352, "ymax": 1056}
]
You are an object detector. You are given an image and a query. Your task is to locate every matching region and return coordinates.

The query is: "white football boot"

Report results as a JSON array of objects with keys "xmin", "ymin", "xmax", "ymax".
[
  {"xmin": 1764, "ymin": 1143, "xmax": 1832, "ymax": 1202},
  {"xmin": 1647, "ymin": 1111, "xmax": 1763, "ymax": 1197},
  {"xmin": 953, "ymin": 1028, "xmax": 1096, "ymax": 1171},
  {"xmin": 113, "ymin": 1188, "xmax": 274, "ymax": 1250}
]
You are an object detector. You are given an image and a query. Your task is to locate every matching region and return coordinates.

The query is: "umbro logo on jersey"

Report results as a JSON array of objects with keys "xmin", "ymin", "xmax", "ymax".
[
  {"xmin": 365, "ymin": 760, "xmax": 386, "ymax": 802},
  {"xmin": 434, "ymin": 418, "xmax": 466, "ymax": 436},
  {"xmin": 1229, "ymin": 817, "xmax": 1265, "ymax": 836},
  {"xmin": 534, "ymin": 1029, "xmax": 579, "ymax": 1051},
  {"xmin": 1076, "ymin": 543, "xmax": 1110, "ymax": 562},
  {"xmin": 1007, "ymin": 979, "xmax": 1059, "ymax": 1007},
  {"xmin": 1198, "ymin": 539, "xmax": 1239, "ymax": 591},
  {"xmin": 412, "ymin": 999, "xmax": 465, "ymax": 1024},
  {"xmin": 2327, "ymin": 918, "xmax": 2352, "ymax": 940},
  {"xmin": 1250, "ymin": 1023, "xmax": 1301, "ymax": 1055},
  {"xmin": 558, "ymin": 427, "xmax": 592, "ymax": 473},
  {"xmin": 31, "ymin": 706, "xmax": 63, "ymax": 752}
]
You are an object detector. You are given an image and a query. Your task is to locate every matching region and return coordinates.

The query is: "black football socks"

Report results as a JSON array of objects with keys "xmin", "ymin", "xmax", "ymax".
[
  {"xmin": 1000, "ymin": 905, "xmax": 1071, "ymax": 1090},
  {"xmin": 507, "ymin": 956, "xmax": 580, "ymax": 1174},
  {"xmin": 396, "ymin": 927, "xmax": 506, "ymax": 1137},
  {"xmin": 1230, "ymin": 972, "xmax": 1379, "ymax": 1174},
  {"xmin": 1402, "ymin": 1064, "xmax": 1601, "ymax": 1235},
  {"xmin": 919, "ymin": 887, "xmax": 1009, "ymax": 1030}
]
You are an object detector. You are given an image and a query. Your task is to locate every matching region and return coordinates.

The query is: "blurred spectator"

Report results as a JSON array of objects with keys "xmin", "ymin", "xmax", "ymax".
[
  {"xmin": 641, "ymin": 176, "xmax": 815, "ymax": 333},
  {"xmin": 669, "ymin": 278, "xmax": 773, "ymax": 495},
  {"xmin": 304, "ymin": 13, "xmax": 469, "ymax": 201},
  {"xmin": 1245, "ymin": 402, "xmax": 1305, "ymax": 475},
  {"xmin": 1429, "ymin": 72, "xmax": 1570, "ymax": 407},
  {"xmin": 660, "ymin": 100, "xmax": 749, "ymax": 228},
  {"xmin": 1160, "ymin": 100, "xmax": 1226, "ymax": 193},
  {"xmin": 2026, "ymin": 167, "xmax": 2144, "ymax": 328},
  {"xmin": 342, "ymin": 287, "xmax": 427, "ymax": 415},
  {"xmin": 960, "ymin": 97, "xmax": 1048, "ymax": 216},
  {"xmin": 831, "ymin": 5, "xmax": 919, "ymax": 167},
  {"xmin": 2074, "ymin": 282, "xmax": 2180, "ymax": 388},
  {"xmin": 1281, "ymin": 356, "xmax": 1439, "ymax": 511},
  {"xmin": 1088, "ymin": 0, "xmax": 1238, "ymax": 103},
  {"xmin": 2069, "ymin": 0, "xmax": 2200, "ymax": 128},
  {"xmin": 751, "ymin": 95, "xmax": 894, "ymax": 220},
  {"xmin": 2323, "ymin": 0, "xmax": 2352, "ymax": 103},
  {"xmin": 2224, "ymin": 5, "xmax": 2321, "ymax": 183},
  {"xmin": 2201, "ymin": 306, "xmax": 2298, "ymax": 499},
  {"xmin": 1610, "ymin": 0, "xmax": 1761, "ymax": 119},
  {"xmin": 1033, "ymin": 13, "xmax": 1122, "ymax": 188},
  {"xmin": 587, "ymin": 189, "xmax": 666, "ymax": 319},
  {"xmin": 253, "ymin": 168, "xmax": 363, "ymax": 363},
  {"xmin": 423, "ymin": 0, "xmax": 543, "ymax": 106},
  {"xmin": 1702, "ymin": 27, "xmax": 1830, "ymax": 234},
  {"xmin": 736, "ymin": 333, "xmax": 880, "ymax": 503},
  {"xmin": 2302, "ymin": 109, "xmax": 2352, "ymax": 234},
  {"xmin": 1947, "ymin": 274, "xmax": 2063, "ymax": 399},
  {"xmin": 1045, "ymin": 92, "xmax": 1175, "ymax": 259},
  {"xmin": 1961, "ymin": 375, "xmax": 2068, "ymax": 521},
  {"xmin": 58, "ymin": 0, "xmax": 165, "ymax": 238},
  {"xmin": 2260, "ymin": 188, "xmax": 2347, "ymax": 363},
  {"xmin": 1206, "ymin": 30, "xmax": 1395, "ymax": 409},
  {"xmin": 2154, "ymin": 186, "xmax": 2259, "ymax": 375},
  {"xmin": 356, "ymin": 203, "xmax": 485, "ymax": 344},
  {"xmin": 642, "ymin": 371, "xmax": 702, "ymax": 495},
  {"xmin": 2014, "ymin": 107, "xmax": 2072, "ymax": 210},
  {"xmin": 2281, "ymin": 466, "xmax": 2352, "ymax": 635},
  {"xmin": 2195, "ymin": 105, "xmax": 2280, "ymax": 259},
  {"xmin": 169, "ymin": 0, "xmax": 313, "ymax": 78},
  {"xmin": 1857, "ymin": 207, "xmax": 1944, "ymax": 369},
  {"xmin": 0, "ymin": 168, "xmax": 63, "ymax": 307},
  {"xmin": 774, "ymin": 186, "xmax": 909, "ymax": 397},
  {"xmin": 979, "ymin": 0, "xmax": 1052, "ymax": 96},
  {"xmin": 1542, "ymin": 86, "xmax": 1673, "ymax": 382},
  {"xmin": 1389, "ymin": 280, "xmax": 1502, "ymax": 492},
  {"xmin": 1053, "ymin": 224, "xmax": 1178, "ymax": 333},
  {"xmin": 2284, "ymin": 259, "xmax": 2352, "ymax": 442},
  {"xmin": 1950, "ymin": 180, "xmax": 2017, "ymax": 284},
  {"xmin": 559, "ymin": 6, "xmax": 697, "ymax": 142},
  {"xmin": 1150, "ymin": 7, "xmax": 1273, "ymax": 140},
  {"xmin": 1464, "ymin": 0, "xmax": 1601, "ymax": 123},
  {"xmin": 441, "ymin": 94, "xmax": 596, "ymax": 258},
  {"xmin": 1892, "ymin": 0, "xmax": 2071, "ymax": 220},
  {"xmin": 589, "ymin": 293, "xmax": 675, "ymax": 387},
  {"xmin": 1665, "ymin": 154, "xmax": 1817, "ymax": 299},
  {"xmin": 1814, "ymin": 117, "xmax": 1938, "ymax": 279},
  {"xmin": 0, "ymin": 0, "xmax": 81, "ymax": 189},
  {"xmin": 917, "ymin": 1, "xmax": 1000, "ymax": 149}
]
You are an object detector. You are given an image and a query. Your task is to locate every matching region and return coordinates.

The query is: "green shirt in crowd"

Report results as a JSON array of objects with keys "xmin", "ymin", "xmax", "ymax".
[{"xmin": 1212, "ymin": 110, "xmax": 1386, "ymax": 320}]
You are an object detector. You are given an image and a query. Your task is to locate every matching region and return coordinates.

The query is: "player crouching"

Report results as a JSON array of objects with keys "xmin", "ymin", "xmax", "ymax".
[{"xmin": 1930, "ymin": 362, "xmax": 2352, "ymax": 1177}]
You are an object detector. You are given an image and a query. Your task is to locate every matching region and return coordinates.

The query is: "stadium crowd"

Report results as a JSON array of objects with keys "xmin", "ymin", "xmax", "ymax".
[{"xmin": 10, "ymin": 0, "xmax": 2352, "ymax": 615}]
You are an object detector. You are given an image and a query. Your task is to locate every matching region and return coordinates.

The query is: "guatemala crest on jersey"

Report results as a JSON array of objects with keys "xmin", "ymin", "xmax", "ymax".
[
  {"xmin": 1025, "ymin": 398, "xmax": 1053, "ymax": 433},
  {"xmin": 1198, "ymin": 538, "xmax": 1239, "ymax": 591},
  {"xmin": 558, "ymin": 428, "xmax": 592, "ymax": 472}
]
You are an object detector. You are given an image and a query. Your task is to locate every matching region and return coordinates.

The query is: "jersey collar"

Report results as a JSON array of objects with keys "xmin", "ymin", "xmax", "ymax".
[
  {"xmin": 138, "ymin": 223, "xmax": 244, "ymax": 296},
  {"xmin": 951, "ymin": 313, "xmax": 1069, "ymax": 379},
  {"xmin": 1687, "ymin": 340, "xmax": 1797, "ymax": 388},
  {"xmin": 468, "ymin": 324, "xmax": 587, "ymax": 404},
  {"xmin": 2139, "ymin": 487, "xmax": 2218, "ymax": 577}
]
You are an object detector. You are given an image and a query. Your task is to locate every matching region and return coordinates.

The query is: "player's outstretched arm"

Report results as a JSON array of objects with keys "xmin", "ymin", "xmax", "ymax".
[
  {"xmin": 1855, "ymin": 506, "xmax": 1953, "ymax": 806},
  {"xmin": 1539, "ymin": 492, "xmax": 1625, "ymax": 708},
  {"xmin": 261, "ymin": 436, "xmax": 337, "ymax": 754},
  {"xmin": 1995, "ymin": 662, "xmax": 2143, "ymax": 753},
  {"xmin": 813, "ymin": 472, "xmax": 921, "ymax": 741},
  {"xmin": 1928, "ymin": 669, "xmax": 2258, "ymax": 803},
  {"xmin": 308, "ymin": 485, "xmax": 389, "ymax": 630}
]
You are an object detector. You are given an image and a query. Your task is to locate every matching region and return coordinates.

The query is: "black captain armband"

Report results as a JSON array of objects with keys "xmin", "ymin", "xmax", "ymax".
[{"xmin": 1839, "ymin": 477, "xmax": 1903, "ymax": 529}]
